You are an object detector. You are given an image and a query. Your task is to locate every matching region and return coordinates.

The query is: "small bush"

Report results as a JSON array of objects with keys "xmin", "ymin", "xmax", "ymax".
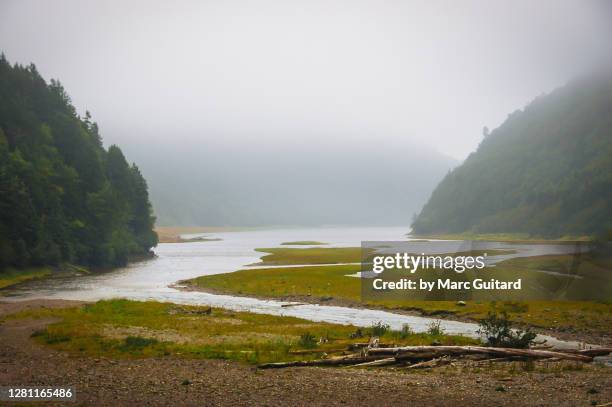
[
  {"xmin": 45, "ymin": 333, "xmax": 71, "ymax": 344},
  {"xmin": 369, "ymin": 321, "xmax": 390, "ymax": 337},
  {"xmin": 349, "ymin": 328, "xmax": 364, "ymax": 339},
  {"xmin": 393, "ymin": 323, "xmax": 414, "ymax": 339},
  {"xmin": 298, "ymin": 332, "xmax": 317, "ymax": 348},
  {"xmin": 121, "ymin": 336, "xmax": 158, "ymax": 350},
  {"xmin": 30, "ymin": 329, "xmax": 46, "ymax": 338},
  {"xmin": 427, "ymin": 320, "xmax": 445, "ymax": 336},
  {"xmin": 477, "ymin": 311, "xmax": 536, "ymax": 348},
  {"xmin": 32, "ymin": 329, "xmax": 71, "ymax": 344},
  {"xmin": 501, "ymin": 301, "xmax": 528, "ymax": 313}
]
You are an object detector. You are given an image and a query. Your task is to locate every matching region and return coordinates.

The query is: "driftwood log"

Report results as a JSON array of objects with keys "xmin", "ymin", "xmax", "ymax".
[
  {"xmin": 257, "ymin": 345, "xmax": 612, "ymax": 369},
  {"xmin": 258, "ymin": 355, "xmax": 382, "ymax": 369},
  {"xmin": 367, "ymin": 346, "xmax": 594, "ymax": 362},
  {"xmin": 404, "ymin": 356, "xmax": 452, "ymax": 369}
]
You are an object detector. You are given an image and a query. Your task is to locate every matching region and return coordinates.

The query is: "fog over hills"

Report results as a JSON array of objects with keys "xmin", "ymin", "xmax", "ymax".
[
  {"xmin": 2, "ymin": 0, "xmax": 610, "ymax": 228},
  {"xmin": 122, "ymin": 141, "xmax": 456, "ymax": 227},
  {"xmin": 412, "ymin": 72, "xmax": 612, "ymax": 238}
]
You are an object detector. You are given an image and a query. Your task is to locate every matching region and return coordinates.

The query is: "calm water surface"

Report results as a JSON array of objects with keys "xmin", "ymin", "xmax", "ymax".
[{"xmin": 4, "ymin": 227, "xmax": 589, "ymax": 348}]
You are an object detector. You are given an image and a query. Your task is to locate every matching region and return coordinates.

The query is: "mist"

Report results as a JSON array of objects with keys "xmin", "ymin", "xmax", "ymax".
[{"xmin": 1, "ymin": 0, "xmax": 611, "ymax": 226}]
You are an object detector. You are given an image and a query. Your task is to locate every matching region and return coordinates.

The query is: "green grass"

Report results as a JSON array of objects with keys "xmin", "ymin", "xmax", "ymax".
[
  {"xmin": 280, "ymin": 241, "xmax": 328, "ymax": 246},
  {"xmin": 0, "ymin": 267, "xmax": 52, "ymax": 289},
  {"xmin": 254, "ymin": 247, "xmax": 363, "ymax": 265},
  {"xmin": 193, "ymin": 263, "xmax": 361, "ymax": 299},
  {"xmin": 180, "ymin": 237, "xmax": 223, "ymax": 243},
  {"xmin": 254, "ymin": 246, "xmax": 514, "ymax": 266},
  {"xmin": 410, "ymin": 232, "xmax": 592, "ymax": 243},
  {"xmin": 190, "ymin": 253, "xmax": 612, "ymax": 336},
  {"xmin": 9, "ymin": 299, "xmax": 475, "ymax": 364}
]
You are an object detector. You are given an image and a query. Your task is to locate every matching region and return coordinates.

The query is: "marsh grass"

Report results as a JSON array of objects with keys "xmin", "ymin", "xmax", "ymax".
[
  {"xmin": 10, "ymin": 299, "xmax": 476, "ymax": 364},
  {"xmin": 280, "ymin": 241, "xmax": 328, "ymax": 246},
  {"xmin": 254, "ymin": 247, "xmax": 363, "ymax": 265},
  {"xmin": 0, "ymin": 267, "xmax": 51, "ymax": 289},
  {"xmin": 190, "ymin": 252, "xmax": 612, "ymax": 335},
  {"xmin": 410, "ymin": 233, "xmax": 591, "ymax": 243}
]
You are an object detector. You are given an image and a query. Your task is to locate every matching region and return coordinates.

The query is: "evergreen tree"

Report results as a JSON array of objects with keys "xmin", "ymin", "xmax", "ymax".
[
  {"xmin": 412, "ymin": 73, "xmax": 612, "ymax": 238},
  {"xmin": 0, "ymin": 55, "xmax": 157, "ymax": 270}
]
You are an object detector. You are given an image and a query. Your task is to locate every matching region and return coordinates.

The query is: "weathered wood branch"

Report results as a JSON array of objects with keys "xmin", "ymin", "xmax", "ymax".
[
  {"xmin": 405, "ymin": 356, "xmax": 452, "ymax": 369},
  {"xmin": 368, "ymin": 346, "xmax": 594, "ymax": 362},
  {"xmin": 257, "ymin": 355, "xmax": 384, "ymax": 369},
  {"xmin": 258, "ymin": 345, "xmax": 610, "ymax": 369},
  {"xmin": 350, "ymin": 357, "xmax": 398, "ymax": 368}
]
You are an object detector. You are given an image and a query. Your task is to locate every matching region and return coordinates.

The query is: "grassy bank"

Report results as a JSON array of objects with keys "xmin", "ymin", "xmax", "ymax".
[
  {"xmin": 189, "ymin": 249, "xmax": 612, "ymax": 340},
  {"xmin": 254, "ymin": 246, "xmax": 514, "ymax": 266},
  {"xmin": 0, "ymin": 267, "xmax": 51, "ymax": 289},
  {"xmin": 254, "ymin": 247, "xmax": 363, "ymax": 265},
  {"xmin": 410, "ymin": 232, "xmax": 592, "ymax": 243},
  {"xmin": 6, "ymin": 299, "xmax": 476, "ymax": 364},
  {"xmin": 281, "ymin": 241, "xmax": 328, "ymax": 245},
  {"xmin": 155, "ymin": 226, "xmax": 244, "ymax": 243}
]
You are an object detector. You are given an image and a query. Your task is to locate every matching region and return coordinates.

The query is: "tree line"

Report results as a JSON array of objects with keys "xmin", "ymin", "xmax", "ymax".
[
  {"xmin": 0, "ymin": 55, "xmax": 157, "ymax": 270},
  {"xmin": 412, "ymin": 72, "xmax": 612, "ymax": 239}
]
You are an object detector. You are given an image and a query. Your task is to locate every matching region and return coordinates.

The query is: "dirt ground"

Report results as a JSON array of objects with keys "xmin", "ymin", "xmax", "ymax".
[{"xmin": 0, "ymin": 300, "xmax": 610, "ymax": 407}]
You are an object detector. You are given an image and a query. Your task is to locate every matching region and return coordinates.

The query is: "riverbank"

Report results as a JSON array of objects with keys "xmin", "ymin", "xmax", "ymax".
[
  {"xmin": 0, "ymin": 264, "xmax": 91, "ymax": 291},
  {"xmin": 155, "ymin": 226, "xmax": 255, "ymax": 243},
  {"xmin": 3, "ymin": 299, "xmax": 477, "ymax": 364},
  {"xmin": 0, "ymin": 267, "xmax": 52, "ymax": 289},
  {"xmin": 410, "ymin": 233, "xmax": 593, "ymax": 244},
  {"xmin": 181, "ymin": 280, "xmax": 612, "ymax": 347},
  {"xmin": 1, "ymin": 300, "xmax": 610, "ymax": 406},
  {"xmin": 186, "ymin": 247, "xmax": 612, "ymax": 346}
]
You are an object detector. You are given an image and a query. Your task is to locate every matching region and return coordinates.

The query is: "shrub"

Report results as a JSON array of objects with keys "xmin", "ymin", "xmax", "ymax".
[
  {"xmin": 427, "ymin": 320, "xmax": 445, "ymax": 336},
  {"xmin": 369, "ymin": 321, "xmax": 390, "ymax": 337},
  {"xmin": 477, "ymin": 311, "xmax": 536, "ymax": 348},
  {"xmin": 298, "ymin": 332, "xmax": 317, "ymax": 348},
  {"xmin": 501, "ymin": 301, "xmax": 528, "ymax": 313},
  {"xmin": 121, "ymin": 336, "xmax": 158, "ymax": 350},
  {"xmin": 394, "ymin": 323, "xmax": 414, "ymax": 339},
  {"xmin": 349, "ymin": 328, "xmax": 364, "ymax": 339}
]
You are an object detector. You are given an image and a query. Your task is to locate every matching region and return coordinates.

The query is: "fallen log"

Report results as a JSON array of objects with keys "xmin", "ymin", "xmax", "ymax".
[
  {"xmin": 563, "ymin": 348, "xmax": 612, "ymax": 357},
  {"xmin": 405, "ymin": 356, "xmax": 452, "ymax": 369},
  {"xmin": 259, "ymin": 344, "xmax": 607, "ymax": 369},
  {"xmin": 257, "ymin": 355, "xmax": 385, "ymax": 369},
  {"xmin": 472, "ymin": 356, "xmax": 528, "ymax": 364},
  {"xmin": 369, "ymin": 346, "xmax": 593, "ymax": 362},
  {"xmin": 350, "ymin": 357, "xmax": 398, "ymax": 368},
  {"xmin": 348, "ymin": 343, "xmax": 394, "ymax": 350}
]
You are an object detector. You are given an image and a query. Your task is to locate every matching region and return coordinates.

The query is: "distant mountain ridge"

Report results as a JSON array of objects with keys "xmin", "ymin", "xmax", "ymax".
[
  {"xmin": 412, "ymin": 73, "xmax": 612, "ymax": 238},
  {"xmin": 129, "ymin": 142, "xmax": 457, "ymax": 227}
]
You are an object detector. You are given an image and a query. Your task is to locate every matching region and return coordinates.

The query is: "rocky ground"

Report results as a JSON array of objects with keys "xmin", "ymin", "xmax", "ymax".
[{"xmin": 0, "ymin": 300, "xmax": 610, "ymax": 406}]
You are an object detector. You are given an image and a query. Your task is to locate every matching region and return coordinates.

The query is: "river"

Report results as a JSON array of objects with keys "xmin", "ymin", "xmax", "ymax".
[{"xmin": 2, "ymin": 226, "xmax": 589, "ymax": 349}]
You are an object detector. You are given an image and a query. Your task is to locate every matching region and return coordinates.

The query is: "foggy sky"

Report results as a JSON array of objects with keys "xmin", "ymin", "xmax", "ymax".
[{"xmin": 1, "ymin": 0, "xmax": 611, "ymax": 159}]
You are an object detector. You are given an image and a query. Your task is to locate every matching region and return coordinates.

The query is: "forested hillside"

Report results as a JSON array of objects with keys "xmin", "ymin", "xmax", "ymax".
[
  {"xmin": 0, "ymin": 55, "xmax": 157, "ymax": 269},
  {"xmin": 412, "ymin": 73, "xmax": 612, "ymax": 238}
]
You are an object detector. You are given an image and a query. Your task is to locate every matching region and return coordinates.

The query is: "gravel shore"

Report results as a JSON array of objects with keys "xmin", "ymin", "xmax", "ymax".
[{"xmin": 1, "ymin": 300, "xmax": 610, "ymax": 406}]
